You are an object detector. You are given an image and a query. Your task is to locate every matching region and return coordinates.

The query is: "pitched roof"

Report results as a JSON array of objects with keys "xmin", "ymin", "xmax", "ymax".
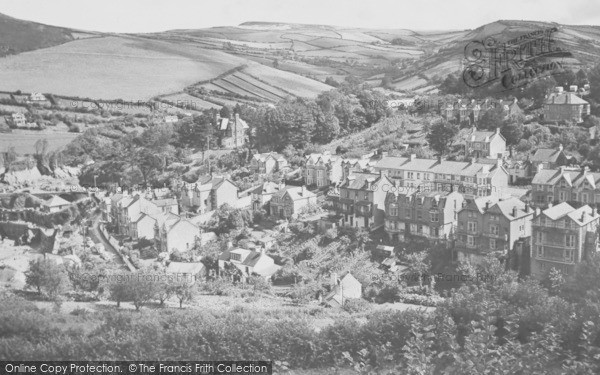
[
  {"xmin": 43, "ymin": 195, "xmax": 70, "ymax": 208},
  {"xmin": 152, "ymin": 198, "xmax": 177, "ymax": 207},
  {"xmin": 469, "ymin": 129, "xmax": 496, "ymax": 142},
  {"xmin": 342, "ymin": 172, "xmax": 380, "ymax": 190},
  {"xmin": 546, "ymin": 92, "xmax": 589, "ymax": 105},
  {"xmin": 530, "ymin": 148, "xmax": 564, "ymax": 163},
  {"xmin": 532, "ymin": 168, "xmax": 600, "ymax": 188},
  {"xmin": 273, "ymin": 186, "xmax": 316, "ymax": 201},
  {"xmin": 492, "ymin": 197, "xmax": 532, "ymax": 220},
  {"xmin": 252, "ymin": 152, "xmax": 286, "ymax": 162},
  {"xmin": 375, "ymin": 156, "xmax": 499, "ymax": 177},
  {"xmin": 166, "ymin": 262, "xmax": 205, "ymax": 275},
  {"xmin": 542, "ymin": 202, "xmax": 576, "ymax": 220}
]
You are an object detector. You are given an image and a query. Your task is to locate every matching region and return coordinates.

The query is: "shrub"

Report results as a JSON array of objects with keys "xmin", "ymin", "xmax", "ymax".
[
  {"xmin": 396, "ymin": 293, "xmax": 443, "ymax": 307},
  {"xmin": 343, "ymin": 298, "xmax": 372, "ymax": 313}
]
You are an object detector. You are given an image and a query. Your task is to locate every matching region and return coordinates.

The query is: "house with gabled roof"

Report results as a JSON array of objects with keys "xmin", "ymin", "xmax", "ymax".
[
  {"xmin": 269, "ymin": 185, "xmax": 317, "ymax": 219},
  {"xmin": 328, "ymin": 171, "xmax": 393, "ymax": 230},
  {"xmin": 251, "ymin": 181, "xmax": 285, "ymax": 211},
  {"xmin": 41, "ymin": 195, "xmax": 71, "ymax": 213},
  {"xmin": 219, "ymin": 113, "xmax": 248, "ymax": 148},
  {"xmin": 384, "ymin": 189, "xmax": 464, "ymax": 243},
  {"xmin": 304, "ymin": 151, "xmax": 343, "ymax": 187},
  {"xmin": 250, "ymin": 152, "xmax": 289, "ymax": 174},
  {"xmin": 530, "ymin": 144, "xmax": 570, "ymax": 173},
  {"xmin": 531, "ymin": 202, "xmax": 600, "ymax": 279},
  {"xmin": 323, "ymin": 272, "xmax": 362, "ymax": 308},
  {"xmin": 465, "ymin": 127, "xmax": 506, "ymax": 159},
  {"xmin": 180, "ymin": 175, "xmax": 239, "ymax": 213},
  {"xmin": 218, "ymin": 247, "xmax": 281, "ymax": 283},
  {"xmin": 373, "ymin": 154, "xmax": 509, "ymax": 198},
  {"xmin": 155, "ymin": 216, "xmax": 200, "ymax": 254},
  {"xmin": 531, "ymin": 166, "xmax": 600, "ymax": 208},
  {"xmin": 165, "ymin": 261, "xmax": 206, "ymax": 284},
  {"xmin": 455, "ymin": 195, "xmax": 534, "ymax": 264},
  {"xmin": 543, "ymin": 91, "xmax": 590, "ymax": 123}
]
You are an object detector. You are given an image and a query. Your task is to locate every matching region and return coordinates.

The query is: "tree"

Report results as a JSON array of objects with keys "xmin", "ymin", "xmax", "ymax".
[
  {"xmin": 426, "ymin": 120, "xmax": 459, "ymax": 156},
  {"xmin": 501, "ymin": 116, "xmax": 525, "ymax": 146},
  {"xmin": 128, "ymin": 271, "xmax": 159, "ymax": 311},
  {"xmin": 25, "ymin": 258, "xmax": 70, "ymax": 299},
  {"xmin": 3, "ymin": 146, "xmax": 17, "ymax": 171},
  {"xmin": 107, "ymin": 271, "xmax": 132, "ymax": 308},
  {"xmin": 478, "ymin": 106, "xmax": 505, "ymax": 130},
  {"xmin": 171, "ymin": 281, "xmax": 195, "ymax": 308},
  {"xmin": 405, "ymin": 252, "xmax": 430, "ymax": 288}
]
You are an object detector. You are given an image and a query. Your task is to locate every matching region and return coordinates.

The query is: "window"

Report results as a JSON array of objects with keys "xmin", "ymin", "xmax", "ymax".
[
  {"xmin": 565, "ymin": 234, "xmax": 575, "ymax": 248},
  {"xmin": 390, "ymin": 204, "xmax": 398, "ymax": 216},
  {"xmin": 417, "ymin": 173, "xmax": 421, "ymax": 179},
  {"xmin": 417, "ymin": 211, "xmax": 422, "ymax": 220},
  {"xmin": 565, "ymin": 249, "xmax": 574, "ymax": 262},
  {"xmin": 490, "ymin": 239, "xmax": 496, "ymax": 250},
  {"xmin": 468, "ymin": 221, "xmax": 477, "ymax": 232},
  {"xmin": 467, "ymin": 235, "xmax": 474, "ymax": 246},
  {"xmin": 536, "ymin": 185, "xmax": 543, "ymax": 191},
  {"xmin": 430, "ymin": 212, "xmax": 439, "ymax": 222},
  {"xmin": 408, "ymin": 172, "xmax": 414, "ymax": 179},
  {"xmin": 559, "ymin": 191, "xmax": 566, "ymax": 201},
  {"xmin": 417, "ymin": 224, "xmax": 423, "ymax": 233},
  {"xmin": 582, "ymin": 193, "xmax": 588, "ymax": 203},
  {"xmin": 490, "ymin": 224, "xmax": 499, "ymax": 235},
  {"xmin": 406, "ymin": 209, "xmax": 411, "ymax": 218},
  {"xmin": 231, "ymin": 253, "xmax": 241, "ymax": 261},
  {"xmin": 547, "ymin": 196, "xmax": 553, "ymax": 202},
  {"xmin": 537, "ymin": 246, "xmax": 544, "ymax": 258}
]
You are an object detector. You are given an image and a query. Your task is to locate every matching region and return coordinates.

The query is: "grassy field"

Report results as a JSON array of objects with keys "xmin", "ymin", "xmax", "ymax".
[
  {"xmin": 0, "ymin": 36, "xmax": 248, "ymax": 101},
  {"xmin": 0, "ymin": 131, "xmax": 78, "ymax": 154},
  {"xmin": 243, "ymin": 63, "xmax": 333, "ymax": 98}
]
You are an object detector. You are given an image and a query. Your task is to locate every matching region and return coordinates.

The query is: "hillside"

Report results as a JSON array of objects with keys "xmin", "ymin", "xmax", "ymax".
[
  {"xmin": 391, "ymin": 20, "xmax": 600, "ymax": 93},
  {"xmin": 0, "ymin": 15, "xmax": 599, "ymax": 106},
  {"xmin": 0, "ymin": 12, "xmax": 75, "ymax": 56}
]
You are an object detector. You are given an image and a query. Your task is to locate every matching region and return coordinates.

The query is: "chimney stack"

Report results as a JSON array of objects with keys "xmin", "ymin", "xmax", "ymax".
[
  {"xmin": 581, "ymin": 211, "xmax": 587, "ymax": 222},
  {"xmin": 226, "ymin": 241, "xmax": 233, "ymax": 250},
  {"xmin": 512, "ymin": 206, "xmax": 518, "ymax": 217},
  {"xmin": 331, "ymin": 272, "xmax": 339, "ymax": 286},
  {"xmin": 437, "ymin": 154, "xmax": 442, "ymax": 164},
  {"xmin": 558, "ymin": 144, "xmax": 564, "ymax": 152},
  {"xmin": 410, "ymin": 154, "xmax": 417, "ymax": 161},
  {"xmin": 525, "ymin": 205, "xmax": 530, "ymax": 213},
  {"xmin": 535, "ymin": 207, "xmax": 541, "ymax": 216},
  {"xmin": 485, "ymin": 201, "xmax": 490, "ymax": 210},
  {"xmin": 496, "ymin": 127, "xmax": 501, "ymax": 135}
]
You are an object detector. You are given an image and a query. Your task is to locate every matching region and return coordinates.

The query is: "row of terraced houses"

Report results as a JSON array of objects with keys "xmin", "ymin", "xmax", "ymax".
[{"xmin": 307, "ymin": 136, "xmax": 599, "ymax": 280}]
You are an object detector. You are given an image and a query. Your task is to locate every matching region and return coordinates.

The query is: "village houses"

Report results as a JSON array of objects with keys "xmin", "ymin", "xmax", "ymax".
[
  {"xmin": 155, "ymin": 216, "xmax": 202, "ymax": 254},
  {"xmin": 373, "ymin": 155, "xmax": 509, "ymax": 198},
  {"xmin": 250, "ymin": 152, "xmax": 289, "ymax": 174},
  {"xmin": 465, "ymin": 127, "xmax": 507, "ymax": 159},
  {"xmin": 180, "ymin": 176, "xmax": 240, "ymax": 214},
  {"xmin": 531, "ymin": 202, "xmax": 600, "ymax": 279},
  {"xmin": 218, "ymin": 246, "xmax": 281, "ymax": 283},
  {"xmin": 328, "ymin": 171, "xmax": 393, "ymax": 230},
  {"xmin": 218, "ymin": 113, "xmax": 249, "ymax": 149},
  {"xmin": 323, "ymin": 272, "xmax": 362, "ymax": 308},
  {"xmin": 384, "ymin": 189, "xmax": 464, "ymax": 243},
  {"xmin": 269, "ymin": 186, "xmax": 317, "ymax": 219},
  {"xmin": 304, "ymin": 151, "xmax": 343, "ymax": 187},
  {"xmin": 531, "ymin": 166, "xmax": 600, "ymax": 208},
  {"xmin": 250, "ymin": 181, "xmax": 284, "ymax": 212},
  {"xmin": 454, "ymin": 196, "xmax": 534, "ymax": 264},
  {"xmin": 543, "ymin": 87, "xmax": 590, "ymax": 123}
]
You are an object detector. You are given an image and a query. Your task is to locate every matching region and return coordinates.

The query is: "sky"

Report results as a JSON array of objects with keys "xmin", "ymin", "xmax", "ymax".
[{"xmin": 0, "ymin": 0, "xmax": 598, "ymax": 33}]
